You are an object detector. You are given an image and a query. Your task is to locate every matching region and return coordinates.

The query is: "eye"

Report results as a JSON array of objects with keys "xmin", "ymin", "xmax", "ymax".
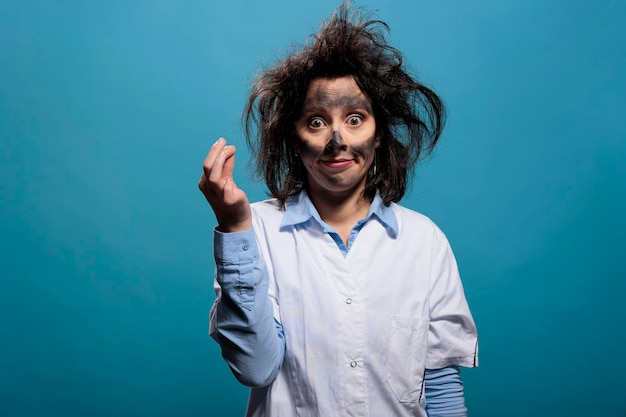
[
  {"xmin": 346, "ymin": 114, "xmax": 363, "ymax": 126},
  {"xmin": 308, "ymin": 117, "xmax": 326, "ymax": 129}
]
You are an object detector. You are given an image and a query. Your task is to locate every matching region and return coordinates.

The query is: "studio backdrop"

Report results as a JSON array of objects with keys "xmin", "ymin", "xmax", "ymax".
[{"xmin": 1, "ymin": 1, "xmax": 625, "ymax": 416}]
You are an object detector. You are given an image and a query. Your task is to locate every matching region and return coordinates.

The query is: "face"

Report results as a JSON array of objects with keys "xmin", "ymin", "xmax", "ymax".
[{"xmin": 294, "ymin": 76, "xmax": 379, "ymax": 201}]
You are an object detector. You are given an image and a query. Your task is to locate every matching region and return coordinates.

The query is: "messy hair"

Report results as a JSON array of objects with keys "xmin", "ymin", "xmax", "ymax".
[{"xmin": 244, "ymin": 2, "xmax": 445, "ymax": 206}]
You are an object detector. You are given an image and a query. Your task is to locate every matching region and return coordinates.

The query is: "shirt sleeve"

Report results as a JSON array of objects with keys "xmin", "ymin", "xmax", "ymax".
[
  {"xmin": 426, "ymin": 228, "xmax": 479, "ymax": 369},
  {"xmin": 209, "ymin": 228, "xmax": 286, "ymax": 388},
  {"xmin": 424, "ymin": 366, "xmax": 467, "ymax": 417}
]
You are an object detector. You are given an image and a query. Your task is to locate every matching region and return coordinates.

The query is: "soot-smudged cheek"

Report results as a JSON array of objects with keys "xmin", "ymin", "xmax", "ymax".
[
  {"xmin": 344, "ymin": 135, "xmax": 378, "ymax": 159},
  {"xmin": 297, "ymin": 139, "xmax": 325, "ymax": 157}
]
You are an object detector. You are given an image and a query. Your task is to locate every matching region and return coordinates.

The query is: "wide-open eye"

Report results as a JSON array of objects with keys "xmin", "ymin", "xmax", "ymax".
[
  {"xmin": 308, "ymin": 117, "xmax": 326, "ymax": 129},
  {"xmin": 346, "ymin": 114, "xmax": 363, "ymax": 126}
]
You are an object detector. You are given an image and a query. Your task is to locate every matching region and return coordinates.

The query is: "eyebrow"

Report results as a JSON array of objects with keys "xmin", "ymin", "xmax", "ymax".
[{"xmin": 301, "ymin": 93, "xmax": 373, "ymax": 115}]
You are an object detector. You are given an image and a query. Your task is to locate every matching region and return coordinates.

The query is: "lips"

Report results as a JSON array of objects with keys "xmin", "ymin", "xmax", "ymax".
[{"xmin": 321, "ymin": 159, "xmax": 354, "ymax": 169}]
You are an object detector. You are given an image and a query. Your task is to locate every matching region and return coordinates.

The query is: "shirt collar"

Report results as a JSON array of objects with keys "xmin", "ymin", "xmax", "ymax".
[{"xmin": 281, "ymin": 190, "xmax": 398, "ymax": 238}]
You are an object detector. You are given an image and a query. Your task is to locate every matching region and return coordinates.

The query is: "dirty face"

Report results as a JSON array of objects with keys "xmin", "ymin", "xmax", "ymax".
[{"xmin": 294, "ymin": 76, "xmax": 379, "ymax": 201}]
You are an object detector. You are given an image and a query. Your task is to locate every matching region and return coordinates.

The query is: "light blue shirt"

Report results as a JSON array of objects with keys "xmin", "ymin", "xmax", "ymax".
[{"xmin": 281, "ymin": 189, "xmax": 398, "ymax": 257}]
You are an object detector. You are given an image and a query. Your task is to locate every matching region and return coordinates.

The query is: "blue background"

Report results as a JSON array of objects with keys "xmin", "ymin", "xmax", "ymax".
[{"xmin": 1, "ymin": 0, "xmax": 625, "ymax": 416}]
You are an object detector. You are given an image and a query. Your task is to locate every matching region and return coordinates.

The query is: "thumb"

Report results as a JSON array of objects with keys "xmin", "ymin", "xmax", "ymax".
[
  {"xmin": 222, "ymin": 146, "xmax": 236, "ymax": 179},
  {"xmin": 223, "ymin": 178, "xmax": 243, "ymax": 205}
]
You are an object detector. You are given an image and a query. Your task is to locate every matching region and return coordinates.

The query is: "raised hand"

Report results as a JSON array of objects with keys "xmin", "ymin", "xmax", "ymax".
[{"xmin": 198, "ymin": 138, "xmax": 252, "ymax": 232}]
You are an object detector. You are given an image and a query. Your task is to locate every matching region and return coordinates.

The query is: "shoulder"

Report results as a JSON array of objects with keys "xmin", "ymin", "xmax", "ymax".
[
  {"xmin": 390, "ymin": 203, "xmax": 448, "ymax": 242},
  {"xmin": 251, "ymin": 198, "xmax": 283, "ymax": 214},
  {"xmin": 391, "ymin": 203, "xmax": 439, "ymax": 230},
  {"xmin": 250, "ymin": 199, "xmax": 285, "ymax": 226},
  {"xmin": 250, "ymin": 199, "xmax": 292, "ymax": 245}
]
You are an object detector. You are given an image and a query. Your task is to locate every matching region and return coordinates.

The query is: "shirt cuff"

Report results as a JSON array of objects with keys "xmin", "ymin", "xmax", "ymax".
[
  {"xmin": 213, "ymin": 227, "xmax": 258, "ymax": 264},
  {"xmin": 424, "ymin": 366, "xmax": 467, "ymax": 416}
]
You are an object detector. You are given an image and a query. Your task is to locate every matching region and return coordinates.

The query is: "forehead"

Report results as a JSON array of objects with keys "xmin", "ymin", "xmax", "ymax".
[{"xmin": 302, "ymin": 76, "xmax": 372, "ymax": 112}]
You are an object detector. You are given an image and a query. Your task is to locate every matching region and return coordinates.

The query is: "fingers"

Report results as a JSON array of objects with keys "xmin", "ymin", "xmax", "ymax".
[
  {"xmin": 202, "ymin": 137, "xmax": 226, "ymax": 179},
  {"xmin": 204, "ymin": 140, "xmax": 236, "ymax": 184},
  {"xmin": 199, "ymin": 138, "xmax": 252, "ymax": 232},
  {"xmin": 209, "ymin": 146, "xmax": 236, "ymax": 183},
  {"xmin": 199, "ymin": 138, "xmax": 240, "ymax": 205}
]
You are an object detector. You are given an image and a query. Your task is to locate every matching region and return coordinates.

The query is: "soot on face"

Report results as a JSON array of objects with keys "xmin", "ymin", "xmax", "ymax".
[
  {"xmin": 301, "ymin": 91, "xmax": 373, "ymax": 117},
  {"xmin": 326, "ymin": 130, "xmax": 346, "ymax": 152}
]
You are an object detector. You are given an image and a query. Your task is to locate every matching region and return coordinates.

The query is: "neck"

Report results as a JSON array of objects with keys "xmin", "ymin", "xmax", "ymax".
[{"xmin": 307, "ymin": 187, "xmax": 372, "ymax": 234}]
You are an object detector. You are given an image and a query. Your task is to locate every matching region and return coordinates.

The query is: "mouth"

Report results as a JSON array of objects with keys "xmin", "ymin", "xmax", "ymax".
[{"xmin": 321, "ymin": 158, "xmax": 354, "ymax": 169}]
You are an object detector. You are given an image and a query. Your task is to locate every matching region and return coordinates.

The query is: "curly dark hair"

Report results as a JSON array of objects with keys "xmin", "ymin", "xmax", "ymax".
[{"xmin": 244, "ymin": 2, "xmax": 445, "ymax": 207}]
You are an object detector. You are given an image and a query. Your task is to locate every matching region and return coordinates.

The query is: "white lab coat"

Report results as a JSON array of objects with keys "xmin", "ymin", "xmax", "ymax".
[{"xmin": 242, "ymin": 192, "xmax": 478, "ymax": 417}]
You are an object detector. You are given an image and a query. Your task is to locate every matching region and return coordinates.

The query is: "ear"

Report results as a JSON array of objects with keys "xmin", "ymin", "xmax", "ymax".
[{"xmin": 374, "ymin": 133, "xmax": 382, "ymax": 148}]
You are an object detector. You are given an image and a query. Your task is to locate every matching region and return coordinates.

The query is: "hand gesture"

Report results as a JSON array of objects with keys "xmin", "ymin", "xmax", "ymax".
[{"xmin": 198, "ymin": 138, "xmax": 252, "ymax": 232}]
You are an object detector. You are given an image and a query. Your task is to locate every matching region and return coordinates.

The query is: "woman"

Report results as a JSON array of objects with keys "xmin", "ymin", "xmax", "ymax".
[{"xmin": 199, "ymin": 4, "xmax": 478, "ymax": 416}]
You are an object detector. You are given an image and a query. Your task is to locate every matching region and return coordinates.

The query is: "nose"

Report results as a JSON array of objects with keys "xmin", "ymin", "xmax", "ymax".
[{"xmin": 325, "ymin": 130, "xmax": 347, "ymax": 152}]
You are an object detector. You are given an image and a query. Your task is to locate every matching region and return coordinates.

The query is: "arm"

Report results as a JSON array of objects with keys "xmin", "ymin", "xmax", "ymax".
[
  {"xmin": 426, "ymin": 227, "xmax": 478, "ymax": 370},
  {"xmin": 424, "ymin": 366, "xmax": 467, "ymax": 417},
  {"xmin": 209, "ymin": 228, "xmax": 285, "ymax": 387},
  {"xmin": 424, "ymin": 228, "xmax": 478, "ymax": 415},
  {"xmin": 199, "ymin": 138, "xmax": 285, "ymax": 387}
]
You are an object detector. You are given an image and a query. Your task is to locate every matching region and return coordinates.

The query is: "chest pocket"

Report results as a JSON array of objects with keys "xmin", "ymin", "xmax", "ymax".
[{"xmin": 385, "ymin": 316, "xmax": 429, "ymax": 403}]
